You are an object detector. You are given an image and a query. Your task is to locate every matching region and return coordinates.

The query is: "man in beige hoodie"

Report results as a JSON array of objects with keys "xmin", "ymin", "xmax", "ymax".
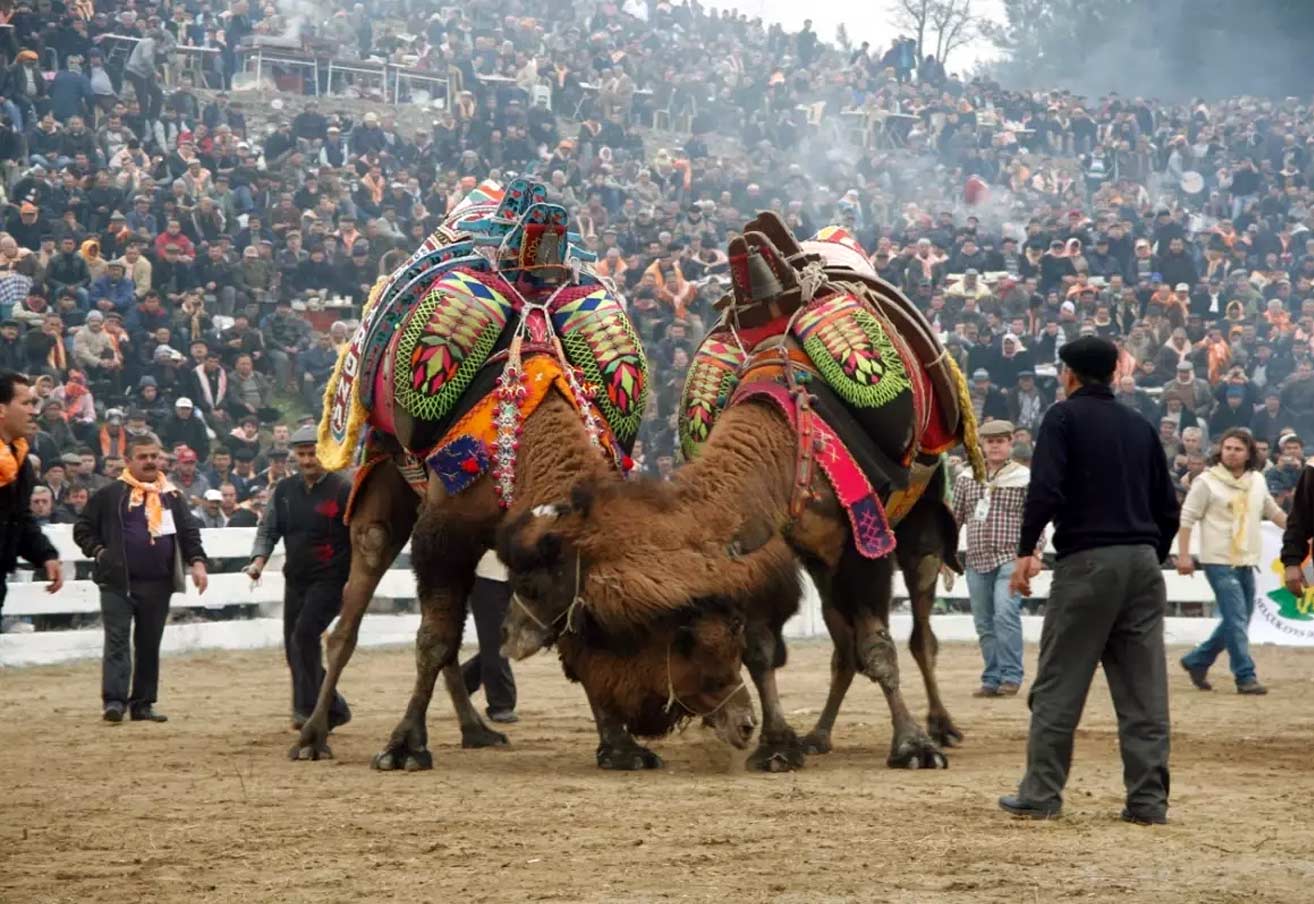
[{"xmin": 1177, "ymin": 427, "xmax": 1286, "ymax": 695}]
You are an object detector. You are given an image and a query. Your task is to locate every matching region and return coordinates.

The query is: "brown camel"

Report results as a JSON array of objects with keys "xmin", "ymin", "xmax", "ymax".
[
  {"xmin": 498, "ymin": 407, "xmax": 962, "ymax": 771},
  {"xmin": 294, "ymin": 390, "xmax": 759, "ymax": 769}
]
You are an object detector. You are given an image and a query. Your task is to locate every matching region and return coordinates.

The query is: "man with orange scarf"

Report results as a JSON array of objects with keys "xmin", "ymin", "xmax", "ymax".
[
  {"xmin": 0, "ymin": 370, "xmax": 61, "ymax": 626},
  {"xmin": 74, "ymin": 434, "xmax": 207, "ymax": 722},
  {"xmin": 642, "ymin": 243, "xmax": 696, "ymax": 318}
]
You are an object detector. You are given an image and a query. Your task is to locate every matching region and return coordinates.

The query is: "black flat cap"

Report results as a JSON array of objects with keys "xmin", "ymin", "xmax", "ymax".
[{"xmin": 1058, "ymin": 335, "xmax": 1119, "ymax": 380}]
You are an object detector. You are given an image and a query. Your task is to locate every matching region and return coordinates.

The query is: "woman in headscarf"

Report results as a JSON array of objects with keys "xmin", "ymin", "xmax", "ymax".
[{"xmin": 80, "ymin": 238, "xmax": 108, "ymax": 282}]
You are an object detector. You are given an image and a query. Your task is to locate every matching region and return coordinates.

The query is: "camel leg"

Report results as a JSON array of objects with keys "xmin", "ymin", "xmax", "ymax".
[
  {"xmin": 291, "ymin": 461, "xmax": 418, "ymax": 762},
  {"xmin": 744, "ymin": 622, "xmax": 806, "ymax": 772},
  {"xmin": 801, "ymin": 601, "xmax": 858, "ymax": 755},
  {"xmin": 842, "ymin": 553, "xmax": 947, "ymax": 769},
  {"xmin": 372, "ymin": 502, "xmax": 480, "ymax": 772},
  {"xmin": 902, "ymin": 550, "xmax": 963, "ymax": 748},
  {"xmin": 586, "ymin": 687, "xmax": 663, "ymax": 771},
  {"xmin": 442, "ymin": 660, "xmax": 509, "ymax": 750}
]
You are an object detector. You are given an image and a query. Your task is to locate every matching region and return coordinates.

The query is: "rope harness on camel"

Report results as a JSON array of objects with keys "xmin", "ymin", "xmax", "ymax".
[
  {"xmin": 509, "ymin": 551, "xmax": 587, "ymax": 635},
  {"xmin": 663, "ymin": 643, "xmax": 747, "ymax": 719}
]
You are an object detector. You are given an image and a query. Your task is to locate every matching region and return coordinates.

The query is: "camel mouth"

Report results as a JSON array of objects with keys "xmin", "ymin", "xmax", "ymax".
[{"xmin": 500, "ymin": 622, "xmax": 551, "ymax": 661}]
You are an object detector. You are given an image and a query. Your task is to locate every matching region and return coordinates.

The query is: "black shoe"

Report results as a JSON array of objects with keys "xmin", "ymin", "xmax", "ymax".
[
  {"xmin": 998, "ymin": 794, "xmax": 1061, "ymax": 819},
  {"xmin": 1237, "ymin": 681, "xmax": 1268, "ymax": 695},
  {"xmin": 486, "ymin": 708, "xmax": 519, "ymax": 724},
  {"xmin": 130, "ymin": 706, "xmax": 168, "ymax": 723},
  {"xmin": 329, "ymin": 702, "xmax": 352, "ymax": 730},
  {"xmin": 1121, "ymin": 808, "xmax": 1167, "ymax": 826},
  {"xmin": 1180, "ymin": 657, "xmax": 1212, "ymax": 691},
  {"xmin": 103, "ymin": 702, "xmax": 125, "ymax": 723}
]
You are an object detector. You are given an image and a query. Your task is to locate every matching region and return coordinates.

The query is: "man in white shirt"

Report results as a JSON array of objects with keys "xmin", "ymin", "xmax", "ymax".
[{"xmin": 1177, "ymin": 428, "xmax": 1286, "ymax": 695}]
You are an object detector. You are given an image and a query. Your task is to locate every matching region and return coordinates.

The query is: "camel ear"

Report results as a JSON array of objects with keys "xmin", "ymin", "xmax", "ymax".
[{"xmin": 726, "ymin": 516, "xmax": 774, "ymax": 559}]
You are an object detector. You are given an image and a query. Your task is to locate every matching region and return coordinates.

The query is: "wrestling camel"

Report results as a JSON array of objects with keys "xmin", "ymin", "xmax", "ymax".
[{"xmin": 499, "ymin": 216, "xmax": 979, "ymax": 771}]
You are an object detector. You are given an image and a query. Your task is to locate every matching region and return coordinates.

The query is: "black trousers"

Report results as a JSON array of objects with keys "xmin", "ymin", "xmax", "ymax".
[
  {"xmin": 284, "ymin": 577, "xmax": 349, "ymax": 720},
  {"xmin": 125, "ymin": 70, "xmax": 163, "ymax": 121},
  {"xmin": 100, "ymin": 579, "xmax": 173, "ymax": 708},
  {"xmin": 460, "ymin": 578, "xmax": 516, "ymax": 712},
  {"xmin": 1019, "ymin": 545, "xmax": 1171, "ymax": 815}
]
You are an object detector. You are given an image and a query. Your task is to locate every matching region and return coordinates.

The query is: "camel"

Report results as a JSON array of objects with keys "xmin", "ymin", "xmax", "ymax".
[
  {"xmin": 497, "ymin": 216, "xmax": 980, "ymax": 771},
  {"xmin": 291, "ymin": 180, "xmax": 750, "ymax": 770}
]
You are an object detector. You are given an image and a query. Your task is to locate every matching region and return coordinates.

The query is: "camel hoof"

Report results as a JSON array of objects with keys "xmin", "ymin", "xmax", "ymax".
[
  {"xmin": 887, "ymin": 734, "xmax": 948, "ymax": 769},
  {"xmin": 927, "ymin": 715, "xmax": 964, "ymax": 749},
  {"xmin": 596, "ymin": 744, "xmax": 663, "ymax": 771},
  {"xmin": 371, "ymin": 747, "xmax": 433, "ymax": 772},
  {"xmin": 288, "ymin": 741, "xmax": 333, "ymax": 761},
  {"xmin": 404, "ymin": 752, "xmax": 432, "ymax": 772},
  {"xmin": 461, "ymin": 724, "xmax": 510, "ymax": 749},
  {"xmin": 747, "ymin": 741, "xmax": 806, "ymax": 772},
  {"xmin": 800, "ymin": 731, "xmax": 833, "ymax": 755}
]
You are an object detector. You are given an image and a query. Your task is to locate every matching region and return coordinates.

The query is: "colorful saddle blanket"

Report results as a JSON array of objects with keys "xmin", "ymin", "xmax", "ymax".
[
  {"xmin": 317, "ymin": 178, "xmax": 604, "ymax": 470},
  {"xmin": 387, "ymin": 271, "xmax": 648, "ymax": 453}
]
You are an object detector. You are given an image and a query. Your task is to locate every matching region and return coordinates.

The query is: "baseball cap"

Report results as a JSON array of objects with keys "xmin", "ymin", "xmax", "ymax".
[
  {"xmin": 175, "ymin": 397, "xmax": 194, "ymax": 408},
  {"xmin": 204, "ymin": 489, "xmax": 223, "ymax": 502}
]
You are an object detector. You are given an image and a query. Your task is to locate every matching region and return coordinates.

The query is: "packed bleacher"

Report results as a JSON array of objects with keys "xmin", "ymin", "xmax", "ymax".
[{"xmin": 3, "ymin": 0, "xmax": 1314, "ymax": 631}]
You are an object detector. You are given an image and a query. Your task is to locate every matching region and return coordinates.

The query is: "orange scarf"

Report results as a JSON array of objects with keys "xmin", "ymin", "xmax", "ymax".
[
  {"xmin": 99, "ymin": 424, "xmax": 126, "ymax": 458},
  {"xmin": 0, "ymin": 437, "xmax": 29, "ymax": 488},
  {"xmin": 119, "ymin": 471, "xmax": 174, "ymax": 542},
  {"xmin": 48, "ymin": 333, "xmax": 67, "ymax": 371},
  {"xmin": 361, "ymin": 174, "xmax": 385, "ymax": 205}
]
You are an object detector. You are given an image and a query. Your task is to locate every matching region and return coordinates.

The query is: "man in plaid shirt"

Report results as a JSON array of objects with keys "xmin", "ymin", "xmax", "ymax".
[{"xmin": 952, "ymin": 420, "xmax": 1044, "ymax": 697}]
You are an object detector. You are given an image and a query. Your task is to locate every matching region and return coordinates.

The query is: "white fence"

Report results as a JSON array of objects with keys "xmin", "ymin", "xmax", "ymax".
[{"xmin": 1, "ymin": 525, "xmax": 1224, "ymax": 668}]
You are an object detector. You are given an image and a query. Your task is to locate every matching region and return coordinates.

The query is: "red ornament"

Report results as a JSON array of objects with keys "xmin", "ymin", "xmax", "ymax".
[
  {"xmin": 620, "ymin": 455, "xmax": 634, "ymax": 472},
  {"xmin": 461, "ymin": 457, "xmax": 481, "ymax": 474}
]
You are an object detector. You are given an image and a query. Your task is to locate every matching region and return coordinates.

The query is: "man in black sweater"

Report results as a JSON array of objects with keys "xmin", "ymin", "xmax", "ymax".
[
  {"xmin": 246, "ymin": 426, "xmax": 352, "ymax": 738},
  {"xmin": 1001, "ymin": 336, "xmax": 1180, "ymax": 826}
]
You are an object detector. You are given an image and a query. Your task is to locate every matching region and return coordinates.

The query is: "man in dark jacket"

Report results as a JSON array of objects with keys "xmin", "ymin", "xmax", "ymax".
[
  {"xmin": 246, "ymin": 426, "xmax": 352, "ymax": 741},
  {"xmin": 0, "ymin": 371, "xmax": 62, "ymax": 623},
  {"xmin": 1002, "ymin": 337, "xmax": 1179, "ymax": 825},
  {"xmin": 158, "ymin": 397, "xmax": 210, "ymax": 461},
  {"xmin": 74, "ymin": 434, "xmax": 208, "ymax": 722}
]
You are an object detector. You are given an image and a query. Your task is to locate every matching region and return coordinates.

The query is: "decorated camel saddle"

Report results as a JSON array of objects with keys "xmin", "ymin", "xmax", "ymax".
[
  {"xmin": 318, "ymin": 178, "xmax": 648, "ymax": 513},
  {"xmin": 679, "ymin": 212, "xmax": 983, "ymax": 558}
]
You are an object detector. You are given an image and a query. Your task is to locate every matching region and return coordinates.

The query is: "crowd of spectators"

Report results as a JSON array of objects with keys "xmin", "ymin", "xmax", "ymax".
[{"xmin": 4, "ymin": 0, "xmax": 1314, "ymax": 609}]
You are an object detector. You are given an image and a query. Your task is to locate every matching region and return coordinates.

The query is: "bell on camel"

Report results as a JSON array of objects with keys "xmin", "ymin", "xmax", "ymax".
[{"xmin": 729, "ymin": 238, "xmax": 785, "ymax": 307}]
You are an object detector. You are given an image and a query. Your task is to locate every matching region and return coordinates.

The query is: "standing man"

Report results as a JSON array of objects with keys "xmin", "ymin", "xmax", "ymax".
[
  {"xmin": 246, "ymin": 426, "xmax": 352, "ymax": 733},
  {"xmin": 459, "ymin": 552, "xmax": 518, "ymax": 723},
  {"xmin": 1001, "ymin": 336, "xmax": 1180, "ymax": 825},
  {"xmin": 1178, "ymin": 428, "xmax": 1285, "ymax": 696},
  {"xmin": 0, "ymin": 371, "xmax": 62, "ymax": 629},
  {"xmin": 951, "ymin": 420, "xmax": 1042, "ymax": 699},
  {"xmin": 74, "ymin": 434, "xmax": 209, "ymax": 723}
]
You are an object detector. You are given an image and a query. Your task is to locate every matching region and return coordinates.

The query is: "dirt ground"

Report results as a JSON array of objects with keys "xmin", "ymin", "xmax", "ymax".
[{"xmin": 2, "ymin": 639, "xmax": 1312, "ymax": 904}]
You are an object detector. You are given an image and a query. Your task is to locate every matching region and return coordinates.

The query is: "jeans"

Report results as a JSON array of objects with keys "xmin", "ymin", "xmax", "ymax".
[
  {"xmin": 966, "ymin": 560, "xmax": 1024, "ymax": 688},
  {"xmin": 1181, "ymin": 565, "xmax": 1257, "ymax": 684}
]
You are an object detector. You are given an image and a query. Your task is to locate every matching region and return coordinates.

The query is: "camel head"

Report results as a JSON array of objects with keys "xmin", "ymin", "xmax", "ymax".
[
  {"xmin": 496, "ymin": 486, "xmax": 602, "ymax": 659},
  {"xmin": 557, "ymin": 599, "xmax": 757, "ymax": 750}
]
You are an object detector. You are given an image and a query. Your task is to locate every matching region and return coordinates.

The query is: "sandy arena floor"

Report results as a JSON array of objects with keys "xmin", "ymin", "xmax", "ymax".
[{"xmin": 2, "ymin": 639, "xmax": 1312, "ymax": 904}]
